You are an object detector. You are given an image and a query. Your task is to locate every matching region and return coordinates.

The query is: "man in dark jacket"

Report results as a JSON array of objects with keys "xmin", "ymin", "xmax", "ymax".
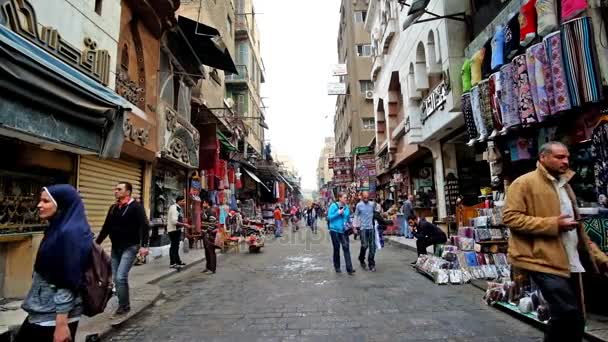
[
  {"xmin": 408, "ymin": 215, "xmax": 446, "ymax": 257},
  {"xmin": 96, "ymin": 182, "xmax": 149, "ymax": 316}
]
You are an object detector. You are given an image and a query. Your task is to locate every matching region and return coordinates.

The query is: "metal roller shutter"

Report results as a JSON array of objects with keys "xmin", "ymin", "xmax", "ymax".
[{"xmin": 78, "ymin": 156, "xmax": 142, "ymax": 251}]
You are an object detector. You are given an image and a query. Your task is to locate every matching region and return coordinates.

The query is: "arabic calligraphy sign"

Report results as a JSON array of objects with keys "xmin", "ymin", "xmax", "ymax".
[{"xmin": 0, "ymin": 0, "xmax": 111, "ymax": 85}]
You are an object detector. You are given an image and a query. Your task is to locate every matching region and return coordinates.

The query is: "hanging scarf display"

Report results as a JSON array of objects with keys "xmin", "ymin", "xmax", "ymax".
[
  {"xmin": 461, "ymin": 93, "xmax": 478, "ymax": 144},
  {"xmin": 519, "ymin": 0, "xmax": 538, "ymax": 47},
  {"xmin": 562, "ymin": 0, "xmax": 588, "ymax": 21},
  {"xmin": 499, "ymin": 63, "xmax": 522, "ymax": 130},
  {"xmin": 561, "ymin": 16, "xmax": 603, "ymax": 107},
  {"xmin": 513, "ymin": 54, "xmax": 538, "ymax": 126},
  {"xmin": 478, "ymin": 79, "xmax": 495, "ymax": 137},
  {"xmin": 543, "ymin": 31, "xmax": 572, "ymax": 113},
  {"xmin": 471, "ymin": 85, "xmax": 488, "ymax": 141},
  {"xmin": 526, "ymin": 43, "xmax": 554, "ymax": 121},
  {"xmin": 489, "ymin": 72, "xmax": 504, "ymax": 136},
  {"xmin": 471, "ymin": 49, "xmax": 484, "ymax": 86},
  {"xmin": 481, "ymin": 40, "xmax": 493, "ymax": 79},
  {"xmin": 592, "ymin": 117, "xmax": 608, "ymax": 201},
  {"xmin": 536, "ymin": 0, "xmax": 558, "ymax": 37},
  {"xmin": 505, "ymin": 14, "xmax": 521, "ymax": 60},
  {"xmin": 491, "ymin": 25, "xmax": 505, "ymax": 71}
]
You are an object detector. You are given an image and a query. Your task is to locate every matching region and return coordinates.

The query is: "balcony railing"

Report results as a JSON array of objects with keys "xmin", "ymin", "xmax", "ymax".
[
  {"xmin": 236, "ymin": 14, "xmax": 249, "ymax": 34},
  {"xmin": 225, "ymin": 64, "xmax": 248, "ymax": 82}
]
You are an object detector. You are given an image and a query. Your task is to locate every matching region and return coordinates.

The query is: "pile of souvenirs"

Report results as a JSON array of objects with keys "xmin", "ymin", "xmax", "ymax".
[{"xmin": 484, "ymin": 278, "xmax": 551, "ymax": 323}]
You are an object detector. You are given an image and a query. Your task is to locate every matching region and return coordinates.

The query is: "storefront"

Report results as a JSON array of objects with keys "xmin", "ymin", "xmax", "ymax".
[{"xmin": 0, "ymin": 9, "xmax": 128, "ymax": 297}]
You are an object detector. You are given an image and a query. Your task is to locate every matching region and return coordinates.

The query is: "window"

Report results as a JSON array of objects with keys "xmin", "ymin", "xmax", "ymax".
[
  {"xmin": 356, "ymin": 44, "xmax": 372, "ymax": 57},
  {"xmin": 210, "ymin": 69, "xmax": 221, "ymax": 85},
  {"xmin": 354, "ymin": 11, "xmax": 367, "ymax": 23},
  {"xmin": 359, "ymin": 80, "xmax": 374, "ymax": 94},
  {"xmin": 362, "ymin": 118, "xmax": 375, "ymax": 130},
  {"xmin": 227, "ymin": 16, "xmax": 232, "ymax": 36},
  {"xmin": 94, "ymin": 0, "xmax": 102, "ymax": 15}
]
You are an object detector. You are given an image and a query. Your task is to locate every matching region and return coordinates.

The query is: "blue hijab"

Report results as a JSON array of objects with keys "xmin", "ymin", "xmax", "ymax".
[{"xmin": 34, "ymin": 184, "xmax": 93, "ymax": 290}]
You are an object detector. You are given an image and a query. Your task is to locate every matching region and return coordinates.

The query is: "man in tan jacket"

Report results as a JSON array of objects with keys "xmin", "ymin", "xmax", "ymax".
[{"xmin": 504, "ymin": 141, "xmax": 608, "ymax": 342}]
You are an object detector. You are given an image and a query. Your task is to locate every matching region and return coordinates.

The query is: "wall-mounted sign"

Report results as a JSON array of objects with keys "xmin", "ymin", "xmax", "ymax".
[
  {"xmin": 1, "ymin": 0, "xmax": 112, "ymax": 85},
  {"xmin": 421, "ymin": 71, "xmax": 451, "ymax": 122},
  {"xmin": 331, "ymin": 64, "xmax": 348, "ymax": 76},
  {"xmin": 327, "ymin": 82, "xmax": 347, "ymax": 95},
  {"xmin": 328, "ymin": 156, "xmax": 352, "ymax": 171}
]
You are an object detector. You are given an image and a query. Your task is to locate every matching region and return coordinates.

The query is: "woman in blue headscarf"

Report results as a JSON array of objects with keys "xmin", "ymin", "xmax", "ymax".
[{"xmin": 16, "ymin": 184, "xmax": 93, "ymax": 342}]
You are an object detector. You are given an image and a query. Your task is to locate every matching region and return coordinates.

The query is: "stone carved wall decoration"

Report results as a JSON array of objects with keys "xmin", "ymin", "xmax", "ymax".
[
  {"xmin": 130, "ymin": 18, "xmax": 146, "ymax": 107},
  {"xmin": 168, "ymin": 137, "xmax": 189, "ymax": 164},
  {"xmin": 166, "ymin": 107, "xmax": 177, "ymax": 132},
  {"xmin": 123, "ymin": 117, "xmax": 150, "ymax": 146},
  {"xmin": 0, "ymin": 0, "xmax": 111, "ymax": 85},
  {"xmin": 116, "ymin": 71, "xmax": 143, "ymax": 104}
]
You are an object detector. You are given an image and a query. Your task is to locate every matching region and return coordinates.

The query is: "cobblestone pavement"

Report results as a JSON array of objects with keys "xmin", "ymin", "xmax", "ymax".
[{"xmin": 106, "ymin": 221, "xmax": 543, "ymax": 342}]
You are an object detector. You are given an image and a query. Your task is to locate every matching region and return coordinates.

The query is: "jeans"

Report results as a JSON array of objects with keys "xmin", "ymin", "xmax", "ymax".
[
  {"xmin": 329, "ymin": 231, "xmax": 353, "ymax": 272},
  {"xmin": 311, "ymin": 218, "xmax": 317, "ymax": 233},
  {"xmin": 358, "ymin": 229, "xmax": 376, "ymax": 268},
  {"xmin": 416, "ymin": 235, "xmax": 447, "ymax": 255},
  {"xmin": 168, "ymin": 230, "xmax": 183, "ymax": 265},
  {"xmin": 530, "ymin": 272, "xmax": 585, "ymax": 342},
  {"xmin": 16, "ymin": 318, "xmax": 79, "ymax": 342},
  {"xmin": 111, "ymin": 244, "xmax": 138, "ymax": 309},
  {"xmin": 275, "ymin": 219, "xmax": 282, "ymax": 237},
  {"xmin": 403, "ymin": 220, "xmax": 413, "ymax": 238}
]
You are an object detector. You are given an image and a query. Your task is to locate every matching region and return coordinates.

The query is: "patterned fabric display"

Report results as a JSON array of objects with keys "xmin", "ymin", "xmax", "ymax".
[
  {"xmin": 461, "ymin": 93, "xmax": 478, "ymax": 141},
  {"xmin": 583, "ymin": 217, "xmax": 608, "ymax": 254},
  {"xmin": 489, "ymin": 72, "xmax": 504, "ymax": 132},
  {"xmin": 478, "ymin": 80, "xmax": 495, "ymax": 136},
  {"xmin": 471, "ymin": 86, "xmax": 488, "ymax": 140},
  {"xmin": 526, "ymin": 43, "xmax": 554, "ymax": 121},
  {"xmin": 591, "ymin": 119, "xmax": 608, "ymax": 201},
  {"xmin": 513, "ymin": 54, "xmax": 538, "ymax": 126},
  {"xmin": 543, "ymin": 31, "xmax": 572, "ymax": 112},
  {"xmin": 561, "ymin": 16, "xmax": 603, "ymax": 106},
  {"xmin": 499, "ymin": 63, "xmax": 521, "ymax": 129}
]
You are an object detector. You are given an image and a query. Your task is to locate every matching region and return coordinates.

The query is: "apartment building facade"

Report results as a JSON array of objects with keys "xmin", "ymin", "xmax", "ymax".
[
  {"xmin": 334, "ymin": 0, "xmax": 375, "ymax": 156},
  {"xmin": 365, "ymin": 0, "xmax": 473, "ymax": 219},
  {"xmin": 226, "ymin": 0, "xmax": 266, "ymax": 156}
]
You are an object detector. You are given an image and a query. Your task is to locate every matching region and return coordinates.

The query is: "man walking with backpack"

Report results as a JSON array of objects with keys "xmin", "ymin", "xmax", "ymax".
[{"xmin": 96, "ymin": 182, "xmax": 149, "ymax": 317}]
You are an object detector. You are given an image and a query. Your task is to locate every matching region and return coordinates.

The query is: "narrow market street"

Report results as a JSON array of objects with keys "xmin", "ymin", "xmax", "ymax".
[{"xmin": 106, "ymin": 222, "xmax": 542, "ymax": 342}]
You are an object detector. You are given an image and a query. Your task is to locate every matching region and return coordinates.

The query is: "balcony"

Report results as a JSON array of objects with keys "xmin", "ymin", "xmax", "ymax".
[
  {"xmin": 225, "ymin": 64, "xmax": 248, "ymax": 84},
  {"xmin": 235, "ymin": 14, "xmax": 250, "ymax": 38},
  {"xmin": 380, "ymin": 7, "xmax": 398, "ymax": 54}
]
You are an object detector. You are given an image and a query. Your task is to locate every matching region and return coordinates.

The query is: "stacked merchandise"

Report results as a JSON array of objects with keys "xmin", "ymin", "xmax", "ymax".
[
  {"xmin": 484, "ymin": 276, "xmax": 551, "ymax": 324},
  {"xmin": 414, "ymin": 251, "xmax": 472, "ymax": 285}
]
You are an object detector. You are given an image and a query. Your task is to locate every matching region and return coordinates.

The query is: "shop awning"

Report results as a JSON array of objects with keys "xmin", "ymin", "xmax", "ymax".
[
  {"xmin": 216, "ymin": 130, "xmax": 237, "ymax": 152},
  {"xmin": 278, "ymin": 174, "xmax": 294, "ymax": 191},
  {"xmin": 175, "ymin": 16, "xmax": 238, "ymax": 74},
  {"xmin": 0, "ymin": 24, "xmax": 130, "ymax": 157},
  {"xmin": 243, "ymin": 168, "xmax": 271, "ymax": 192}
]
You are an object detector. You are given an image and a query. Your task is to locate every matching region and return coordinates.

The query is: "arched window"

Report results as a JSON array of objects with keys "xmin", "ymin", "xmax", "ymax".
[{"xmin": 120, "ymin": 43, "xmax": 129, "ymax": 72}]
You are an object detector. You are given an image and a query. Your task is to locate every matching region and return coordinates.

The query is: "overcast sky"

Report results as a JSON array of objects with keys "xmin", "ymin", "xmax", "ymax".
[{"xmin": 255, "ymin": 0, "xmax": 341, "ymax": 190}]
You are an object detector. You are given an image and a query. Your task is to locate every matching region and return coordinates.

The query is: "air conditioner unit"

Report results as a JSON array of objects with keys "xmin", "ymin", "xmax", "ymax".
[{"xmin": 365, "ymin": 90, "xmax": 374, "ymax": 99}]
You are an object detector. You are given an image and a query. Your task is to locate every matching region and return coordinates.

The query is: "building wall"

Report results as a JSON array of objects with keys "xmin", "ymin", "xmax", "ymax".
[
  {"xmin": 334, "ymin": 0, "xmax": 374, "ymax": 155},
  {"xmin": 30, "ymin": 0, "xmax": 121, "ymax": 89},
  {"xmin": 179, "ymin": 0, "xmax": 236, "ymax": 112},
  {"xmin": 365, "ymin": 0, "xmax": 469, "ymax": 218},
  {"xmin": 230, "ymin": 0, "xmax": 265, "ymax": 155}
]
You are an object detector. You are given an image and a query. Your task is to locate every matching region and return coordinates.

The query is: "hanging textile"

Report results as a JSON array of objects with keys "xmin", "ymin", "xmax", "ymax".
[
  {"xmin": 470, "ymin": 86, "xmax": 488, "ymax": 141},
  {"xmin": 481, "ymin": 40, "xmax": 493, "ymax": 78},
  {"xmin": 462, "ymin": 59, "xmax": 472, "ymax": 93},
  {"xmin": 491, "ymin": 25, "xmax": 505, "ymax": 71},
  {"xmin": 499, "ymin": 63, "xmax": 521, "ymax": 130},
  {"xmin": 505, "ymin": 14, "xmax": 521, "ymax": 60},
  {"xmin": 471, "ymin": 49, "xmax": 484, "ymax": 86},
  {"xmin": 591, "ymin": 116, "xmax": 608, "ymax": 200},
  {"xmin": 461, "ymin": 93, "xmax": 478, "ymax": 144},
  {"xmin": 526, "ymin": 43, "xmax": 554, "ymax": 121},
  {"xmin": 489, "ymin": 72, "xmax": 504, "ymax": 137},
  {"xmin": 561, "ymin": 16, "xmax": 603, "ymax": 106},
  {"xmin": 478, "ymin": 79, "xmax": 495, "ymax": 137},
  {"xmin": 536, "ymin": 0, "xmax": 558, "ymax": 37},
  {"xmin": 513, "ymin": 54, "xmax": 538, "ymax": 126},
  {"xmin": 519, "ymin": 0, "xmax": 538, "ymax": 46},
  {"xmin": 562, "ymin": 0, "xmax": 588, "ymax": 22},
  {"xmin": 544, "ymin": 31, "xmax": 572, "ymax": 113},
  {"xmin": 589, "ymin": 4, "xmax": 608, "ymax": 86}
]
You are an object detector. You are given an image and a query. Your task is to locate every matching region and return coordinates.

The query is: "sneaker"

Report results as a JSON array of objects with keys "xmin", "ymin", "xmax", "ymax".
[
  {"xmin": 178, "ymin": 262, "xmax": 186, "ymax": 266},
  {"xmin": 335, "ymin": 269, "xmax": 342, "ymax": 273},
  {"xmin": 347, "ymin": 270, "xmax": 356, "ymax": 275},
  {"xmin": 170, "ymin": 264, "xmax": 177, "ymax": 268},
  {"xmin": 201, "ymin": 269, "xmax": 210, "ymax": 273},
  {"xmin": 410, "ymin": 260, "xmax": 417, "ymax": 265},
  {"xmin": 369, "ymin": 267, "xmax": 376, "ymax": 272},
  {"xmin": 113, "ymin": 306, "xmax": 130, "ymax": 316},
  {"xmin": 359, "ymin": 261, "xmax": 367, "ymax": 270}
]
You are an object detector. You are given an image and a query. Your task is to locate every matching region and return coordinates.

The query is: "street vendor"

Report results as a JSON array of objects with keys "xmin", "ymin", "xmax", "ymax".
[{"xmin": 408, "ymin": 215, "xmax": 447, "ymax": 262}]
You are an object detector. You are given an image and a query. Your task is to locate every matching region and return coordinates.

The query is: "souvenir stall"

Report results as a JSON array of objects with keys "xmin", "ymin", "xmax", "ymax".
[{"xmin": 460, "ymin": 0, "xmax": 608, "ymax": 330}]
